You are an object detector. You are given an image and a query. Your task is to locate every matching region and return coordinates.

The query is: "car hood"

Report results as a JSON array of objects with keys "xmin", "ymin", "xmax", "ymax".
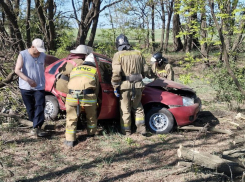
[{"xmin": 145, "ymin": 78, "xmax": 195, "ymax": 93}]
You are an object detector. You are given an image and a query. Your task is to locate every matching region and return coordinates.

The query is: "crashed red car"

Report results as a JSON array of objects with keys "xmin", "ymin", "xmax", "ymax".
[{"xmin": 44, "ymin": 52, "xmax": 201, "ymax": 134}]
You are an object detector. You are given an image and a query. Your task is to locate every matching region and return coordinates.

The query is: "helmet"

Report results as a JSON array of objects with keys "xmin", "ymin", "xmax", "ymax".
[
  {"xmin": 70, "ymin": 45, "xmax": 93, "ymax": 54},
  {"xmin": 116, "ymin": 34, "xmax": 131, "ymax": 51},
  {"xmin": 83, "ymin": 53, "xmax": 96, "ymax": 66},
  {"xmin": 151, "ymin": 52, "xmax": 168, "ymax": 66}
]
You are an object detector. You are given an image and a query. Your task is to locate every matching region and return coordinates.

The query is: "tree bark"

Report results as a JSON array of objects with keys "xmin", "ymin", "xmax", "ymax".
[
  {"xmin": 88, "ymin": 0, "xmax": 101, "ymax": 47},
  {"xmin": 48, "ymin": 0, "xmax": 56, "ymax": 51},
  {"xmin": 163, "ymin": 0, "xmax": 174, "ymax": 53},
  {"xmin": 151, "ymin": 3, "xmax": 155, "ymax": 52},
  {"xmin": 177, "ymin": 145, "xmax": 244, "ymax": 175},
  {"xmin": 178, "ymin": 125, "xmax": 233, "ymax": 135},
  {"xmin": 0, "ymin": 0, "xmax": 25, "ymax": 51},
  {"xmin": 159, "ymin": 0, "xmax": 165, "ymax": 52},
  {"xmin": 172, "ymin": 12, "xmax": 183, "ymax": 52},
  {"xmin": 0, "ymin": 112, "xmax": 33, "ymax": 127},
  {"xmin": 26, "ymin": 0, "xmax": 31, "ymax": 47}
]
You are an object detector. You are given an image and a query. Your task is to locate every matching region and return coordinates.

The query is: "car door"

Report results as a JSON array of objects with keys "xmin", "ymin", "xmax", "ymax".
[{"xmin": 94, "ymin": 54, "xmax": 119, "ymax": 119}]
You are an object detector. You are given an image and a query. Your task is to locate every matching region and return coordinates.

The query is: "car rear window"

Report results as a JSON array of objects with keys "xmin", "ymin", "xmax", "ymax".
[{"xmin": 49, "ymin": 61, "xmax": 64, "ymax": 74}]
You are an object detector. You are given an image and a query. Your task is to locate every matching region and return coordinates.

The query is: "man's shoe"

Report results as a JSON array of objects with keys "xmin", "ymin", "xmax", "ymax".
[
  {"xmin": 30, "ymin": 128, "xmax": 38, "ymax": 135},
  {"xmin": 37, "ymin": 128, "xmax": 49, "ymax": 137},
  {"xmin": 64, "ymin": 140, "xmax": 76, "ymax": 147}
]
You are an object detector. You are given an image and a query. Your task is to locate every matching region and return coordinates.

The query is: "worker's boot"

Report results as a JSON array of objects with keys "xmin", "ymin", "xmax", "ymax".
[
  {"xmin": 136, "ymin": 124, "xmax": 147, "ymax": 136},
  {"xmin": 64, "ymin": 140, "xmax": 76, "ymax": 148}
]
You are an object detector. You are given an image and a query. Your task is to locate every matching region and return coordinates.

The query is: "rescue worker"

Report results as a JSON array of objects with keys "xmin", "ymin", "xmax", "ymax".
[
  {"xmin": 148, "ymin": 52, "xmax": 174, "ymax": 81},
  {"xmin": 55, "ymin": 45, "xmax": 93, "ymax": 101},
  {"xmin": 111, "ymin": 34, "xmax": 148, "ymax": 136},
  {"xmin": 64, "ymin": 53, "xmax": 99, "ymax": 147}
]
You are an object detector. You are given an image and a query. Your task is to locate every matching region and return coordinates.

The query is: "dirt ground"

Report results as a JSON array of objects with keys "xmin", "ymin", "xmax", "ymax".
[{"xmin": 1, "ymin": 58, "xmax": 245, "ymax": 182}]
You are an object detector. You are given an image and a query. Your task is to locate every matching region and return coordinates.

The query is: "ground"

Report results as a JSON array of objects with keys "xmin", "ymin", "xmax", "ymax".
[{"xmin": 1, "ymin": 56, "xmax": 245, "ymax": 182}]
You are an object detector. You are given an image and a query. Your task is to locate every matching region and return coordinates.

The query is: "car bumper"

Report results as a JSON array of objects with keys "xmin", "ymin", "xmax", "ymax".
[{"xmin": 168, "ymin": 103, "xmax": 201, "ymax": 126}]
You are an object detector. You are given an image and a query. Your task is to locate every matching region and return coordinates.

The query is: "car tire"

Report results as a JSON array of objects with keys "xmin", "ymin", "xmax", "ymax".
[
  {"xmin": 146, "ymin": 107, "xmax": 174, "ymax": 134},
  {"xmin": 45, "ymin": 95, "xmax": 59, "ymax": 120}
]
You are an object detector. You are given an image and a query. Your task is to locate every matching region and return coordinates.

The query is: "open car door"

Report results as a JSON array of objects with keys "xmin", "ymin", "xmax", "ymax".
[{"xmin": 94, "ymin": 53, "xmax": 119, "ymax": 119}]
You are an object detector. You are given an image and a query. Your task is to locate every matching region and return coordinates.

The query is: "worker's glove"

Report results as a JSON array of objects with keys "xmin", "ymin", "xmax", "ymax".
[{"xmin": 114, "ymin": 88, "xmax": 120, "ymax": 98}]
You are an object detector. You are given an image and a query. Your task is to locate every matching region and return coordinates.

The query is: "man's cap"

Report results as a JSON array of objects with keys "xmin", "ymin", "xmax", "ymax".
[
  {"xmin": 70, "ymin": 45, "xmax": 93, "ymax": 54},
  {"xmin": 32, "ymin": 38, "xmax": 46, "ymax": 52}
]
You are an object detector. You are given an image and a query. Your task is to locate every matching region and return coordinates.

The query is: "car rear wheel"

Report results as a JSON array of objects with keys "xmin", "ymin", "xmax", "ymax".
[
  {"xmin": 45, "ymin": 95, "xmax": 59, "ymax": 120},
  {"xmin": 146, "ymin": 107, "xmax": 174, "ymax": 134}
]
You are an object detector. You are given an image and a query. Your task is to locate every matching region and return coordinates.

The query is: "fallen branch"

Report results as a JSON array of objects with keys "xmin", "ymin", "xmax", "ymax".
[
  {"xmin": 177, "ymin": 161, "xmax": 192, "ymax": 168},
  {"xmin": 232, "ymin": 137, "xmax": 245, "ymax": 145},
  {"xmin": 0, "ymin": 112, "xmax": 32, "ymax": 127},
  {"xmin": 177, "ymin": 145, "xmax": 244, "ymax": 175},
  {"xmin": 223, "ymin": 148, "xmax": 245, "ymax": 156},
  {"xmin": 179, "ymin": 125, "xmax": 233, "ymax": 135}
]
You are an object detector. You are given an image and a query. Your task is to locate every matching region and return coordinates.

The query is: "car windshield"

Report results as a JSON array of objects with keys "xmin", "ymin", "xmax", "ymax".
[{"xmin": 49, "ymin": 61, "xmax": 64, "ymax": 74}]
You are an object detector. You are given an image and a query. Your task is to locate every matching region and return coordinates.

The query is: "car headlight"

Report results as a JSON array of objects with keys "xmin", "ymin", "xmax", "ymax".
[{"xmin": 183, "ymin": 97, "xmax": 194, "ymax": 106}]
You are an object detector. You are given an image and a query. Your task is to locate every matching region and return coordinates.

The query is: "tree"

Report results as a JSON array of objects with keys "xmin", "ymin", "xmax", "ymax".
[
  {"xmin": 72, "ymin": 0, "xmax": 123, "ymax": 46},
  {"xmin": 172, "ymin": 0, "xmax": 183, "ymax": 52},
  {"xmin": 163, "ymin": 0, "xmax": 174, "ymax": 53}
]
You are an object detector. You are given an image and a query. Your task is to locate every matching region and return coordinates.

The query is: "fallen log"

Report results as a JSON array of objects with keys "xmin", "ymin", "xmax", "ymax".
[
  {"xmin": 232, "ymin": 137, "xmax": 245, "ymax": 146},
  {"xmin": 177, "ymin": 161, "xmax": 192, "ymax": 168},
  {"xmin": 177, "ymin": 145, "xmax": 244, "ymax": 175},
  {"xmin": 0, "ymin": 112, "xmax": 32, "ymax": 127},
  {"xmin": 223, "ymin": 148, "xmax": 245, "ymax": 156},
  {"xmin": 179, "ymin": 126, "xmax": 233, "ymax": 135}
]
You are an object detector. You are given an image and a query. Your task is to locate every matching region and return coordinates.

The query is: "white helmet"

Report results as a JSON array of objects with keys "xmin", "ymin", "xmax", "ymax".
[
  {"xmin": 70, "ymin": 45, "xmax": 93, "ymax": 54},
  {"xmin": 84, "ymin": 53, "xmax": 95, "ymax": 66}
]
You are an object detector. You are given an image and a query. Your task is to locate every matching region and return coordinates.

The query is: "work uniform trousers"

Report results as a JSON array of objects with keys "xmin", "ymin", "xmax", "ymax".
[
  {"xmin": 20, "ymin": 89, "xmax": 45, "ymax": 128},
  {"xmin": 119, "ymin": 88, "xmax": 145, "ymax": 134},
  {"xmin": 65, "ymin": 102, "xmax": 97, "ymax": 141}
]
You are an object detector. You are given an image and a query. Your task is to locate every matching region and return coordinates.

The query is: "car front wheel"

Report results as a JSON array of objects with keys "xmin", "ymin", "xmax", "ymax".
[
  {"xmin": 45, "ymin": 95, "xmax": 59, "ymax": 120},
  {"xmin": 146, "ymin": 107, "xmax": 174, "ymax": 134}
]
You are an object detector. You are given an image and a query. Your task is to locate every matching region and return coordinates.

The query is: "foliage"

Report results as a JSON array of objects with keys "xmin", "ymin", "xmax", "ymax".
[
  {"xmin": 179, "ymin": 52, "xmax": 201, "ymax": 85},
  {"xmin": 207, "ymin": 61, "xmax": 245, "ymax": 106},
  {"xmin": 50, "ymin": 30, "xmax": 75, "ymax": 58}
]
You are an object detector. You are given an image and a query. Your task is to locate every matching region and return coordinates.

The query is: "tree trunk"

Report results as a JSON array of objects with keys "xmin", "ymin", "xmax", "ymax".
[
  {"xmin": 48, "ymin": 0, "xmax": 56, "ymax": 51},
  {"xmin": 163, "ymin": 0, "xmax": 174, "ymax": 53},
  {"xmin": 191, "ymin": 12, "xmax": 200, "ymax": 49},
  {"xmin": 172, "ymin": 13, "xmax": 183, "ymax": 52},
  {"xmin": 159, "ymin": 0, "xmax": 165, "ymax": 52},
  {"xmin": 88, "ymin": 0, "xmax": 101, "ymax": 47},
  {"xmin": 26, "ymin": 0, "xmax": 31, "ymax": 47},
  {"xmin": 0, "ymin": 0, "xmax": 25, "ymax": 51},
  {"xmin": 200, "ymin": 12, "xmax": 207, "ymax": 58},
  {"xmin": 151, "ymin": 3, "xmax": 155, "ymax": 52},
  {"xmin": 177, "ymin": 145, "xmax": 244, "ymax": 175}
]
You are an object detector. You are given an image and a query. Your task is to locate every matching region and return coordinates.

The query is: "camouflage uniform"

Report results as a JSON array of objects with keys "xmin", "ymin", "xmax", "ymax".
[
  {"xmin": 111, "ymin": 50, "xmax": 148, "ymax": 134},
  {"xmin": 65, "ymin": 64, "xmax": 99, "ymax": 141}
]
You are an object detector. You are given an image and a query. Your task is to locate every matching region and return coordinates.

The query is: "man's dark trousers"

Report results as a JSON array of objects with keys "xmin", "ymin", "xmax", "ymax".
[{"xmin": 20, "ymin": 89, "xmax": 45, "ymax": 128}]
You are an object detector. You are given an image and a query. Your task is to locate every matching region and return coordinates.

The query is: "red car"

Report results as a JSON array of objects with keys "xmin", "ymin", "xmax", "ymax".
[{"xmin": 44, "ymin": 52, "xmax": 201, "ymax": 134}]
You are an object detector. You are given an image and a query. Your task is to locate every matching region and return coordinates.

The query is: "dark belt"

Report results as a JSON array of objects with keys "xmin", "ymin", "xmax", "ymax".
[
  {"xmin": 69, "ymin": 89, "xmax": 94, "ymax": 95},
  {"xmin": 121, "ymin": 76, "xmax": 129, "ymax": 81},
  {"xmin": 60, "ymin": 74, "xmax": 69, "ymax": 81}
]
